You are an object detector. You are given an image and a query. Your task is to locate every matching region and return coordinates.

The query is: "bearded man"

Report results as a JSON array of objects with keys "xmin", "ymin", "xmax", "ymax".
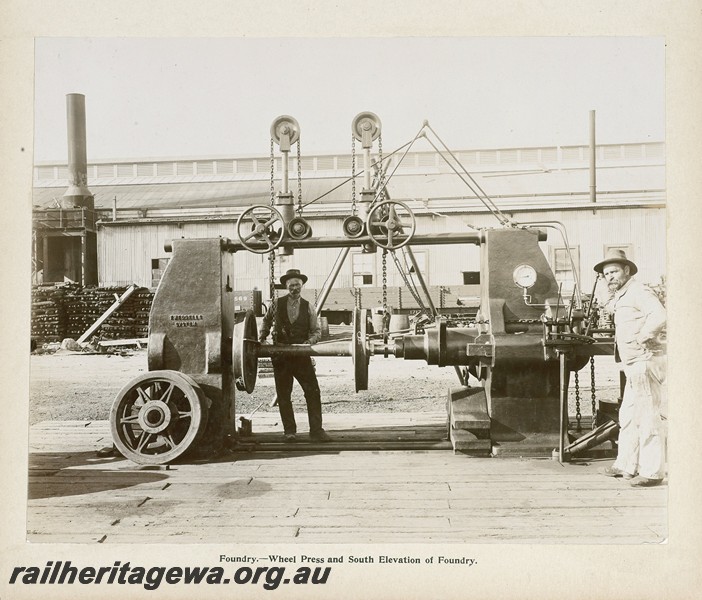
[{"xmin": 595, "ymin": 249, "xmax": 666, "ymax": 487}]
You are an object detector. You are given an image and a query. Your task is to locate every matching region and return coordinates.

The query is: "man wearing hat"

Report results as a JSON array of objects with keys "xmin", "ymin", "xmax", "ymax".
[
  {"xmin": 594, "ymin": 249, "xmax": 666, "ymax": 487},
  {"xmin": 259, "ymin": 269, "xmax": 332, "ymax": 443}
]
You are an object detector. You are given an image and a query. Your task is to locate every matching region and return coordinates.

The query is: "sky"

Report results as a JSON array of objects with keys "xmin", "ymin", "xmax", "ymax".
[{"xmin": 33, "ymin": 37, "xmax": 665, "ymax": 162}]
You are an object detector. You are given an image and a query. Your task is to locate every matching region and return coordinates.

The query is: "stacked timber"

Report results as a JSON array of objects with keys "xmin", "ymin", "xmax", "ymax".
[
  {"xmin": 65, "ymin": 285, "xmax": 93, "ymax": 339},
  {"xmin": 98, "ymin": 287, "xmax": 137, "ymax": 340},
  {"xmin": 130, "ymin": 288, "xmax": 154, "ymax": 339},
  {"xmin": 31, "ymin": 284, "xmax": 154, "ymax": 346},
  {"xmin": 30, "ymin": 286, "xmax": 70, "ymax": 344}
]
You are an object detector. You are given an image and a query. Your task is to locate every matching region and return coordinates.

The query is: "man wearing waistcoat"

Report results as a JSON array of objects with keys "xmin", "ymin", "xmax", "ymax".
[{"xmin": 259, "ymin": 269, "xmax": 332, "ymax": 443}]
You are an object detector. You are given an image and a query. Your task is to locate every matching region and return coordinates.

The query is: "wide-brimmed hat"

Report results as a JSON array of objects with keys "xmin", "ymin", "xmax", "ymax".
[
  {"xmin": 280, "ymin": 268, "xmax": 308, "ymax": 285},
  {"xmin": 594, "ymin": 249, "xmax": 638, "ymax": 275}
]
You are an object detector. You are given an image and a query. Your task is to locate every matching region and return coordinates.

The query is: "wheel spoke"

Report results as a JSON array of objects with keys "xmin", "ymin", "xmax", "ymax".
[
  {"xmin": 243, "ymin": 230, "xmax": 260, "ymax": 242},
  {"xmin": 135, "ymin": 431, "xmax": 154, "ymax": 453},
  {"xmin": 160, "ymin": 433, "xmax": 177, "ymax": 450},
  {"xmin": 158, "ymin": 383, "xmax": 176, "ymax": 404},
  {"xmin": 136, "ymin": 387, "xmax": 151, "ymax": 404},
  {"xmin": 388, "ymin": 229, "xmax": 394, "ymax": 245},
  {"xmin": 178, "ymin": 410, "xmax": 192, "ymax": 419},
  {"xmin": 120, "ymin": 414, "xmax": 140, "ymax": 424},
  {"xmin": 264, "ymin": 216, "xmax": 279, "ymax": 228}
]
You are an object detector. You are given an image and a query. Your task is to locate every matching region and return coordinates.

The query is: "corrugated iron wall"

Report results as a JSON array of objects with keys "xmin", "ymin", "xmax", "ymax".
[{"xmin": 98, "ymin": 207, "xmax": 665, "ymax": 297}]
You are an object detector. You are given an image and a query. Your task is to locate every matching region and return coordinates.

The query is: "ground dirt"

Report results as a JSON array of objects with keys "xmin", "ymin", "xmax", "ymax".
[{"xmin": 29, "ymin": 347, "xmax": 622, "ymax": 425}]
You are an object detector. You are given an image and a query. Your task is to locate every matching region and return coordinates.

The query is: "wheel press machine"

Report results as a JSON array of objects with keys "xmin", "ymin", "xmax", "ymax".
[{"xmin": 109, "ymin": 114, "xmax": 617, "ymax": 464}]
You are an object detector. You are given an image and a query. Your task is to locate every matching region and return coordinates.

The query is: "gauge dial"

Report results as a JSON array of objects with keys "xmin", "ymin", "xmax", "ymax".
[{"xmin": 513, "ymin": 264, "xmax": 537, "ymax": 289}]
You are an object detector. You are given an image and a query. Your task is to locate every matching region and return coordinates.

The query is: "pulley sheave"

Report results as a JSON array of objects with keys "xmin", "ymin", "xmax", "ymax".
[
  {"xmin": 352, "ymin": 112, "xmax": 381, "ymax": 147},
  {"xmin": 287, "ymin": 216, "xmax": 313, "ymax": 240},
  {"xmin": 342, "ymin": 215, "xmax": 366, "ymax": 239},
  {"xmin": 270, "ymin": 115, "xmax": 300, "ymax": 149}
]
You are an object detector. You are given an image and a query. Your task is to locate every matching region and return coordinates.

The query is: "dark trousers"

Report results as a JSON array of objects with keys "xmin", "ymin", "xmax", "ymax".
[{"xmin": 271, "ymin": 355, "xmax": 323, "ymax": 434}]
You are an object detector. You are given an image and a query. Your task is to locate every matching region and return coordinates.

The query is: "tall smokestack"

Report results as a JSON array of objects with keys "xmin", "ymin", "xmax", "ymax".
[{"xmin": 62, "ymin": 93, "xmax": 93, "ymax": 209}]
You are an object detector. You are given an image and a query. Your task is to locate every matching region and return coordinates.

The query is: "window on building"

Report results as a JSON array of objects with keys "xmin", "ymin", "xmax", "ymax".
[
  {"xmin": 463, "ymin": 271, "xmax": 480, "ymax": 285},
  {"xmin": 552, "ymin": 246, "xmax": 580, "ymax": 293},
  {"xmin": 604, "ymin": 243, "xmax": 633, "ymax": 259},
  {"xmin": 352, "ymin": 253, "xmax": 375, "ymax": 287}
]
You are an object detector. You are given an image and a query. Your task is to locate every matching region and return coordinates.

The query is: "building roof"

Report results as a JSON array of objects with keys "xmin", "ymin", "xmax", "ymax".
[{"xmin": 33, "ymin": 141, "xmax": 665, "ymax": 213}]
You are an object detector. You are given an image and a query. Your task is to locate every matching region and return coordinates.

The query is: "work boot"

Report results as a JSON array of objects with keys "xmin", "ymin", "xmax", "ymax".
[
  {"xmin": 283, "ymin": 433, "xmax": 297, "ymax": 443},
  {"xmin": 600, "ymin": 466, "xmax": 634, "ymax": 479},
  {"xmin": 629, "ymin": 476, "xmax": 663, "ymax": 487},
  {"xmin": 309, "ymin": 430, "xmax": 332, "ymax": 443}
]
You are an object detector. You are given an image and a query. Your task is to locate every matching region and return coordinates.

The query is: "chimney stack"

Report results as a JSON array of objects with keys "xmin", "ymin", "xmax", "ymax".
[{"xmin": 62, "ymin": 93, "xmax": 94, "ymax": 209}]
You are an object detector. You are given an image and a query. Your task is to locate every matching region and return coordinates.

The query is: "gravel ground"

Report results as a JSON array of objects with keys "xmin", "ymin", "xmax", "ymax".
[{"xmin": 28, "ymin": 348, "xmax": 623, "ymax": 425}]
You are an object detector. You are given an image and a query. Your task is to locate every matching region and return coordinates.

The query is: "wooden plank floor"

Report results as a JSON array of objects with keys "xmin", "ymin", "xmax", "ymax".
[{"xmin": 27, "ymin": 413, "xmax": 667, "ymax": 544}]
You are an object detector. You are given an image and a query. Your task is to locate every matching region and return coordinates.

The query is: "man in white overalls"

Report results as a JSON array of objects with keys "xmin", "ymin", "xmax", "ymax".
[{"xmin": 595, "ymin": 249, "xmax": 667, "ymax": 487}]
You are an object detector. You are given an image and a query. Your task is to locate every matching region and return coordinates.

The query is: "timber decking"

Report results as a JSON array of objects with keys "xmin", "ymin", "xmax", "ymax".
[{"xmin": 27, "ymin": 413, "xmax": 667, "ymax": 544}]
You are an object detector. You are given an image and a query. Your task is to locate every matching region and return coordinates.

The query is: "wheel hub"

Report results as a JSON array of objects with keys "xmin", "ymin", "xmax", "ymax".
[{"xmin": 137, "ymin": 400, "xmax": 175, "ymax": 434}]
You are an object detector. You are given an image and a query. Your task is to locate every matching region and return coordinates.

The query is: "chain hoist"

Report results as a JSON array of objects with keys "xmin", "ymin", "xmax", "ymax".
[
  {"xmin": 377, "ymin": 133, "xmax": 386, "ymax": 203},
  {"xmin": 269, "ymin": 138, "xmax": 276, "ymax": 207},
  {"xmin": 390, "ymin": 250, "xmax": 428, "ymax": 316},
  {"xmin": 351, "ymin": 135, "xmax": 357, "ymax": 216},
  {"xmin": 590, "ymin": 356, "xmax": 597, "ymax": 429},
  {"xmin": 382, "ymin": 249, "xmax": 388, "ymax": 342},
  {"xmin": 268, "ymin": 251, "xmax": 278, "ymax": 342},
  {"xmin": 267, "ymin": 138, "xmax": 277, "ymax": 334},
  {"xmin": 296, "ymin": 138, "xmax": 303, "ymax": 217},
  {"xmin": 574, "ymin": 370, "xmax": 582, "ymax": 430}
]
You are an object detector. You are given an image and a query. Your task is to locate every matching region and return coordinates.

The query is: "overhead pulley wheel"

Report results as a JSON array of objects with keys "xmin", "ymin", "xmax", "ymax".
[
  {"xmin": 351, "ymin": 112, "xmax": 382, "ymax": 147},
  {"xmin": 342, "ymin": 215, "xmax": 365, "ymax": 239},
  {"xmin": 366, "ymin": 199, "xmax": 417, "ymax": 250},
  {"xmin": 287, "ymin": 216, "xmax": 313, "ymax": 240},
  {"xmin": 352, "ymin": 308, "xmax": 370, "ymax": 391},
  {"xmin": 109, "ymin": 370, "xmax": 209, "ymax": 465},
  {"xmin": 232, "ymin": 310, "xmax": 259, "ymax": 393},
  {"xmin": 270, "ymin": 115, "xmax": 300, "ymax": 149},
  {"xmin": 236, "ymin": 205, "xmax": 285, "ymax": 254}
]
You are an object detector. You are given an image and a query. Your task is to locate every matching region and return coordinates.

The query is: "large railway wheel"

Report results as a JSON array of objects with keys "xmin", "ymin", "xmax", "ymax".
[{"xmin": 110, "ymin": 370, "xmax": 209, "ymax": 465}]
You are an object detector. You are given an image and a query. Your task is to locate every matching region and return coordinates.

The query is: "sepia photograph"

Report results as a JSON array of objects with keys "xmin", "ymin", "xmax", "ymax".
[
  {"xmin": 28, "ymin": 35, "xmax": 666, "ymax": 545},
  {"xmin": 2, "ymin": 4, "xmax": 701, "ymax": 599}
]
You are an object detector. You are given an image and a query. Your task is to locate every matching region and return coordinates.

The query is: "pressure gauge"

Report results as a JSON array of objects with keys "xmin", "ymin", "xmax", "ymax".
[{"xmin": 513, "ymin": 264, "xmax": 537, "ymax": 289}]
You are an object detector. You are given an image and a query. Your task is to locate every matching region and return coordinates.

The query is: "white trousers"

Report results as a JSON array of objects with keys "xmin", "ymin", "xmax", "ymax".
[{"xmin": 613, "ymin": 356, "xmax": 667, "ymax": 479}]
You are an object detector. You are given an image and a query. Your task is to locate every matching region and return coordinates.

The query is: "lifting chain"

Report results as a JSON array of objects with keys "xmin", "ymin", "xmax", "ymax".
[
  {"xmin": 351, "ymin": 135, "xmax": 357, "ymax": 216},
  {"xmin": 574, "ymin": 370, "xmax": 582, "ymax": 430},
  {"xmin": 269, "ymin": 138, "xmax": 275, "ymax": 207},
  {"xmin": 465, "ymin": 319, "xmax": 490, "ymax": 326},
  {"xmin": 382, "ymin": 249, "xmax": 388, "ymax": 342},
  {"xmin": 268, "ymin": 251, "xmax": 277, "ymax": 342},
  {"xmin": 377, "ymin": 133, "xmax": 386, "ymax": 203},
  {"xmin": 590, "ymin": 355, "xmax": 597, "ymax": 429},
  {"xmin": 505, "ymin": 318, "xmax": 543, "ymax": 325},
  {"xmin": 296, "ymin": 138, "xmax": 303, "ymax": 217},
  {"xmin": 390, "ymin": 251, "xmax": 430, "ymax": 319}
]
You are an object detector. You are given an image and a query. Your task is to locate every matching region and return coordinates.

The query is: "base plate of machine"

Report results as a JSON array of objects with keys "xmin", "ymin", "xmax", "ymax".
[{"xmin": 236, "ymin": 423, "xmax": 453, "ymax": 452}]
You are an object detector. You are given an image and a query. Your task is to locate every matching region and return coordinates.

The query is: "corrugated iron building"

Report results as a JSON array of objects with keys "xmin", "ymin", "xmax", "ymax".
[{"xmin": 32, "ymin": 141, "xmax": 665, "ymax": 302}]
